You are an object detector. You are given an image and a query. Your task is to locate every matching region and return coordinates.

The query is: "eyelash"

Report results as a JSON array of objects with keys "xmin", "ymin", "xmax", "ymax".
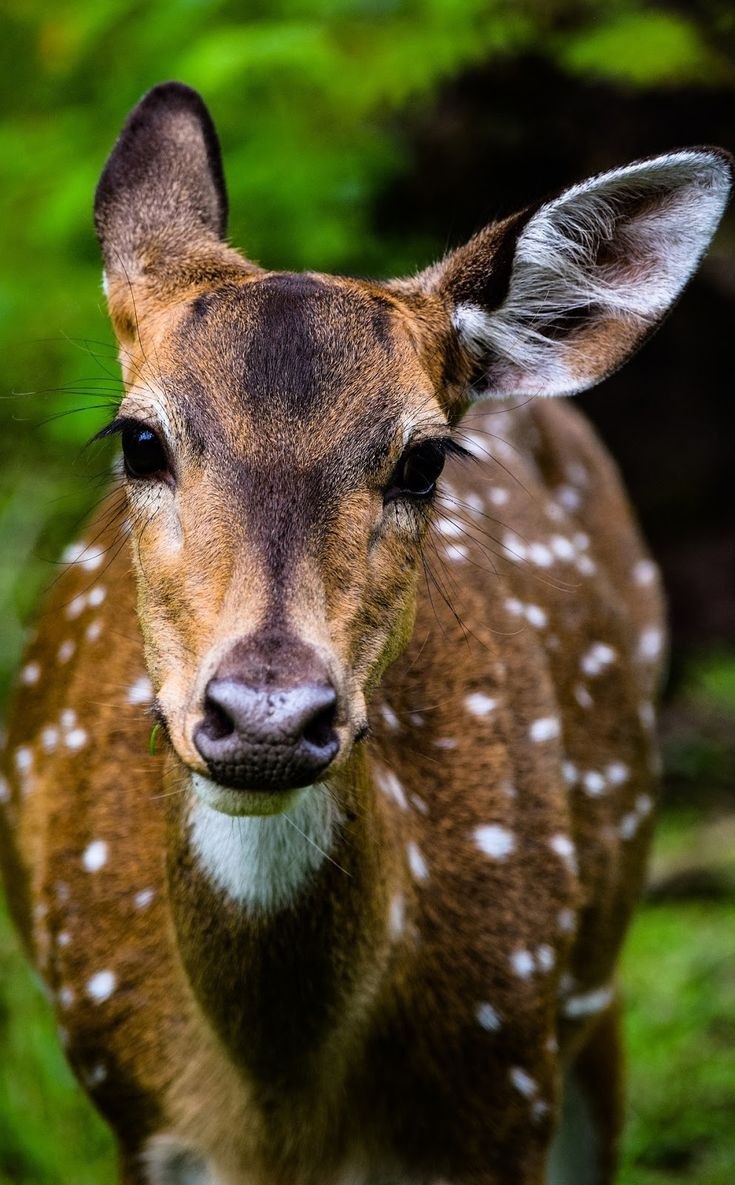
[
  {"xmin": 93, "ymin": 417, "xmax": 171, "ymax": 481},
  {"xmin": 383, "ymin": 437, "xmax": 470, "ymax": 505}
]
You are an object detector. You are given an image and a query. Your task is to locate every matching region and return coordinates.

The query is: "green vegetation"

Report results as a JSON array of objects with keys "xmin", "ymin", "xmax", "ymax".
[{"xmin": 1, "ymin": 2, "xmax": 734, "ymax": 1181}]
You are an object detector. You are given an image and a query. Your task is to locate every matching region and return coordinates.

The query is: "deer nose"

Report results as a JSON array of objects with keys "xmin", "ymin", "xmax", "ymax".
[{"xmin": 193, "ymin": 678, "xmax": 339, "ymax": 792}]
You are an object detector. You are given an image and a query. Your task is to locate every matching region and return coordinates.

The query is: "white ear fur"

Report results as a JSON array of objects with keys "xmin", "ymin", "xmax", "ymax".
[{"xmin": 453, "ymin": 150, "xmax": 732, "ymax": 398}]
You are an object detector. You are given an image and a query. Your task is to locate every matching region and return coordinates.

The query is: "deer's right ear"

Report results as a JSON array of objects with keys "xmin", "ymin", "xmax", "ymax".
[
  {"xmin": 95, "ymin": 82, "xmax": 254, "ymax": 342},
  {"xmin": 407, "ymin": 149, "xmax": 732, "ymax": 402}
]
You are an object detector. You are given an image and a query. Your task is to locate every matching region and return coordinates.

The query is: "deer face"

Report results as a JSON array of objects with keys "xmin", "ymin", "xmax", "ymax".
[
  {"xmin": 96, "ymin": 83, "xmax": 731, "ymax": 812},
  {"xmin": 109, "ymin": 270, "xmax": 460, "ymax": 808}
]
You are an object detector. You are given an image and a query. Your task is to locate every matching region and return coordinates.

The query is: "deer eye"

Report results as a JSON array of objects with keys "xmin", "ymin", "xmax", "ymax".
[
  {"xmin": 121, "ymin": 423, "xmax": 169, "ymax": 480},
  {"xmin": 384, "ymin": 441, "xmax": 446, "ymax": 504}
]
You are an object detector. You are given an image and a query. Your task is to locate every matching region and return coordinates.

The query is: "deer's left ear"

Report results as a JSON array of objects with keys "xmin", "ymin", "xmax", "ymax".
[{"xmin": 412, "ymin": 149, "xmax": 732, "ymax": 399}]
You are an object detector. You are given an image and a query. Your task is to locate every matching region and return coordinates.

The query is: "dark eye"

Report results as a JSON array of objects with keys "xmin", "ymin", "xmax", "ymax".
[
  {"xmin": 384, "ymin": 442, "xmax": 446, "ymax": 504},
  {"xmin": 121, "ymin": 423, "xmax": 168, "ymax": 479}
]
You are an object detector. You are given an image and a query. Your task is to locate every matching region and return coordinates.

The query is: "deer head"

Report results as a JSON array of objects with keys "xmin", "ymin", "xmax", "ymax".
[{"xmin": 94, "ymin": 82, "xmax": 731, "ymax": 817}]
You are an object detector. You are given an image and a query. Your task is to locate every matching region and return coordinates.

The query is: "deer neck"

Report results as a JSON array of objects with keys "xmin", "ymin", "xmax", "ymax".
[{"xmin": 164, "ymin": 741, "xmax": 400, "ymax": 1087}]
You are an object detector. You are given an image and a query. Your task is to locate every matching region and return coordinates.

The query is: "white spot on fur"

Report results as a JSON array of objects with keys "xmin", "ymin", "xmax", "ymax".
[
  {"xmin": 605, "ymin": 761, "xmax": 629, "ymax": 786},
  {"xmin": 633, "ymin": 559, "xmax": 657, "ymax": 586},
  {"xmin": 62, "ymin": 541, "xmax": 86, "ymax": 565},
  {"xmin": 388, "ymin": 892, "xmax": 406, "ymax": 940},
  {"xmin": 60, "ymin": 709, "xmax": 76, "ymax": 730},
  {"xmin": 86, "ymin": 619, "xmax": 103, "ymax": 642},
  {"xmin": 510, "ymin": 949, "xmax": 535, "ymax": 979},
  {"xmin": 558, "ymin": 907, "xmax": 576, "ymax": 933},
  {"xmin": 536, "ymin": 944, "xmax": 555, "ymax": 972},
  {"xmin": 15, "ymin": 747, "xmax": 33, "ymax": 774},
  {"xmin": 549, "ymin": 534, "xmax": 576, "ymax": 560},
  {"xmin": 434, "ymin": 737, "xmax": 457, "ymax": 750},
  {"xmin": 57, "ymin": 930, "xmax": 71, "ymax": 948},
  {"xmin": 444, "ymin": 542, "xmax": 468, "ymax": 562},
  {"xmin": 556, "ymin": 484, "xmax": 581, "ymax": 512},
  {"xmin": 530, "ymin": 716, "xmax": 560, "ymax": 743},
  {"xmin": 528, "ymin": 542, "xmax": 554, "ymax": 567},
  {"xmin": 580, "ymin": 643, "xmax": 617, "ymax": 677},
  {"xmin": 407, "ymin": 840, "xmax": 429, "ymax": 882},
  {"xmin": 489, "ymin": 487, "xmax": 509, "ymax": 506},
  {"xmin": 574, "ymin": 683, "xmax": 593, "ymax": 710},
  {"xmin": 619, "ymin": 794, "xmax": 654, "ymax": 840},
  {"xmin": 525, "ymin": 604, "xmax": 547, "ymax": 628},
  {"xmin": 576, "ymin": 554, "xmax": 597, "ymax": 576},
  {"xmin": 507, "ymin": 599, "xmax": 548, "ymax": 630},
  {"xmin": 375, "ymin": 766, "xmax": 408, "ymax": 810},
  {"xmin": 549, "ymin": 833, "xmax": 577, "ymax": 874},
  {"xmin": 475, "ymin": 824, "xmax": 515, "ymax": 859},
  {"xmin": 379, "ymin": 703, "xmax": 400, "ymax": 730},
  {"xmin": 84, "ymin": 1063, "xmax": 108, "ymax": 1088},
  {"xmin": 58, "ymin": 986, "xmax": 75, "ymax": 1009},
  {"xmin": 639, "ymin": 701, "xmax": 656, "ymax": 731},
  {"xmin": 510, "ymin": 1067, "xmax": 538, "ymax": 1098},
  {"xmin": 501, "ymin": 532, "xmax": 527, "ymax": 563},
  {"xmin": 143, "ymin": 1136, "xmax": 218, "ymax": 1185},
  {"xmin": 465, "ymin": 692, "xmax": 497, "ymax": 717},
  {"xmin": 189, "ymin": 783, "xmax": 339, "ymax": 913},
  {"xmin": 127, "ymin": 675, "xmax": 153, "ymax": 705},
  {"xmin": 532, "ymin": 1099, "xmax": 550, "ymax": 1123},
  {"xmin": 86, "ymin": 970, "xmax": 116, "ymax": 1003},
  {"xmin": 476, "ymin": 1001, "xmax": 502, "ymax": 1031},
  {"xmin": 638, "ymin": 626, "xmax": 663, "ymax": 662},
  {"xmin": 561, "ymin": 761, "xmax": 578, "ymax": 786},
  {"xmin": 134, "ymin": 888, "xmax": 154, "ymax": 910},
  {"xmin": 81, "ymin": 549, "xmax": 104, "ymax": 573},
  {"xmin": 83, "ymin": 840, "xmax": 108, "ymax": 872},
  {"xmin": 463, "ymin": 490, "xmax": 485, "ymax": 514},
  {"xmin": 563, "ymin": 984, "xmax": 614, "ymax": 1019},
  {"xmin": 66, "ymin": 594, "xmax": 87, "ymax": 619},
  {"xmin": 21, "ymin": 661, "xmax": 40, "ymax": 685},
  {"xmin": 87, "ymin": 584, "xmax": 106, "ymax": 607},
  {"xmin": 582, "ymin": 770, "xmax": 606, "ymax": 796},
  {"xmin": 57, "ymin": 639, "xmax": 75, "ymax": 664},
  {"xmin": 435, "ymin": 516, "xmax": 463, "ymax": 538},
  {"xmin": 65, "ymin": 728, "xmax": 88, "ymax": 751}
]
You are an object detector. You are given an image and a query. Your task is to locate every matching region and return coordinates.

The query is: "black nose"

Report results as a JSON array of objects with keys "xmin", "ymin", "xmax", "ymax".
[{"xmin": 194, "ymin": 678, "xmax": 339, "ymax": 792}]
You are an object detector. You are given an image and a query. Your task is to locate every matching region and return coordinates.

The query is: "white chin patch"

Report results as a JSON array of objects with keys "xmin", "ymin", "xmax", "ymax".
[{"xmin": 188, "ymin": 778, "xmax": 341, "ymax": 913}]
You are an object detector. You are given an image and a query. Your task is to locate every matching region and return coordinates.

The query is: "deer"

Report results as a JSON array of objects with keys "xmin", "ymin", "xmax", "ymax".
[{"xmin": 0, "ymin": 80, "xmax": 731, "ymax": 1185}]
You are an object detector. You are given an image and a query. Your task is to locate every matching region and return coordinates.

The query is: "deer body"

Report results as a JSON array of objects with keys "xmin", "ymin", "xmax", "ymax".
[{"xmin": 0, "ymin": 84, "xmax": 731, "ymax": 1185}]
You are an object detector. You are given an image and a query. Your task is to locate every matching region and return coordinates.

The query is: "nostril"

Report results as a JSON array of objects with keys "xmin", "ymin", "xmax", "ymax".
[
  {"xmin": 201, "ymin": 696, "xmax": 235, "ymax": 742},
  {"xmin": 302, "ymin": 697, "xmax": 337, "ymax": 751}
]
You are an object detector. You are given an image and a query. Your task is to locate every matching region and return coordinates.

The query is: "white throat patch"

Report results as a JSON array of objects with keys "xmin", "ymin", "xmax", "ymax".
[{"xmin": 188, "ymin": 781, "xmax": 341, "ymax": 914}]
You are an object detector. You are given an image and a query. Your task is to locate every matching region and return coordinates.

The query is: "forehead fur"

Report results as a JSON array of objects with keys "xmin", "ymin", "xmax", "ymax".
[{"xmin": 150, "ymin": 273, "xmax": 444, "ymax": 453}]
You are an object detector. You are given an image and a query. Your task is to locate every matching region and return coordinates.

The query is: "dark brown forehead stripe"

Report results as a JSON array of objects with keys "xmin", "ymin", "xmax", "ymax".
[{"xmin": 178, "ymin": 273, "xmax": 395, "ymax": 421}]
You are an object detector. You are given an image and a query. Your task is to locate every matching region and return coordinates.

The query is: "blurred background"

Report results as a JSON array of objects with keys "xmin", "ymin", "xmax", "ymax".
[{"xmin": 0, "ymin": 1, "xmax": 734, "ymax": 1181}]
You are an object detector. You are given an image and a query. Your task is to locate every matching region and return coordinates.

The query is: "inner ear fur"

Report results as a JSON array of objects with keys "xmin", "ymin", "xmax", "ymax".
[
  {"xmin": 408, "ymin": 148, "xmax": 733, "ymax": 401},
  {"xmin": 95, "ymin": 82, "xmax": 257, "ymax": 342}
]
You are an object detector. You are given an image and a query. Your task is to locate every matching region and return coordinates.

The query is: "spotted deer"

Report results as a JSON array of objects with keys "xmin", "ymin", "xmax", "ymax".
[{"xmin": 0, "ymin": 81, "xmax": 731, "ymax": 1185}]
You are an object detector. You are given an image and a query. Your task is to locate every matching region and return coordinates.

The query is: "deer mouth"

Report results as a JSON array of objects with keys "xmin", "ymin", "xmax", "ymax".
[{"xmin": 189, "ymin": 772, "xmax": 308, "ymax": 818}]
